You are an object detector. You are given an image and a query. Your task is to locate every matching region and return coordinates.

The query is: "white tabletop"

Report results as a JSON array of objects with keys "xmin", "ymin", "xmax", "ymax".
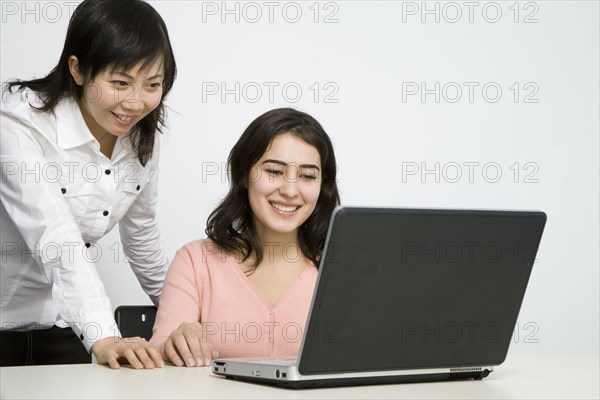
[{"xmin": 1, "ymin": 355, "xmax": 598, "ymax": 399}]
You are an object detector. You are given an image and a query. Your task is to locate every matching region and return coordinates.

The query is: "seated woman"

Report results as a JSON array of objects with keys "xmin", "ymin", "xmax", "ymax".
[{"xmin": 150, "ymin": 108, "xmax": 340, "ymax": 367}]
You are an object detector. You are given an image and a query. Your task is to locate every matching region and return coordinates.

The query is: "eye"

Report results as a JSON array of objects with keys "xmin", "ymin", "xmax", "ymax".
[
  {"xmin": 300, "ymin": 173, "xmax": 317, "ymax": 181},
  {"xmin": 300, "ymin": 172, "xmax": 317, "ymax": 181},
  {"xmin": 112, "ymin": 80, "xmax": 129, "ymax": 89},
  {"xmin": 148, "ymin": 82, "xmax": 162, "ymax": 89},
  {"xmin": 265, "ymin": 168, "xmax": 284, "ymax": 176},
  {"xmin": 299, "ymin": 167, "xmax": 319, "ymax": 181}
]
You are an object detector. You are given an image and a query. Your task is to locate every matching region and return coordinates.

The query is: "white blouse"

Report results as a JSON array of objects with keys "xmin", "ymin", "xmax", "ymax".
[{"xmin": 0, "ymin": 90, "xmax": 168, "ymax": 350}]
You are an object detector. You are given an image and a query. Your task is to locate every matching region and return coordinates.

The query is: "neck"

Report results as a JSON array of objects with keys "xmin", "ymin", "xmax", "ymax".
[{"xmin": 97, "ymin": 133, "xmax": 118, "ymax": 159}]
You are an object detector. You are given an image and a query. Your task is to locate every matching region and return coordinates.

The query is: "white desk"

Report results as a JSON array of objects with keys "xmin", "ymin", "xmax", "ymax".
[{"xmin": 1, "ymin": 355, "xmax": 598, "ymax": 399}]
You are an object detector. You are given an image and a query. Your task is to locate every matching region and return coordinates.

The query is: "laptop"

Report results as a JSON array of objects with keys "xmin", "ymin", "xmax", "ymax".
[{"xmin": 212, "ymin": 206, "xmax": 547, "ymax": 388}]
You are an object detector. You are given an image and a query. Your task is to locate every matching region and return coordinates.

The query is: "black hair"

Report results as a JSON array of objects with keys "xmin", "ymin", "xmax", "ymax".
[
  {"xmin": 4, "ymin": 0, "xmax": 177, "ymax": 166},
  {"xmin": 206, "ymin": 108, "xmax": 340, "ymax": 273}
]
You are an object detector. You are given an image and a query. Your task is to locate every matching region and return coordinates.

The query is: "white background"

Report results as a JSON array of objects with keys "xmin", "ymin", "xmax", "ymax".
[{"xmin": 1, "ymin": 1, "xmax": 598, "ymax": 357}]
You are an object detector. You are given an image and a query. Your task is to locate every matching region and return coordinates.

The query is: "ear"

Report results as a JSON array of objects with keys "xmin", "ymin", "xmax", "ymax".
[{"xmin": 68, "ymin": 55, "xmax": 85, "ymax": 86}]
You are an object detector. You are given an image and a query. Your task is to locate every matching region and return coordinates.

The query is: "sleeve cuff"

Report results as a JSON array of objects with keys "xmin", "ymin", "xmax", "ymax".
[{"xmin": 69, "ymin": 311, "xmax": 122, "ymax": 352}]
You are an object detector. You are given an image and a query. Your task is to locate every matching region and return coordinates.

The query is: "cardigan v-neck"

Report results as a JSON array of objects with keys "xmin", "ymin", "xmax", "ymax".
[{"xmin": 230, "ymin": 254, "xmax": 314, "ymax": 310}]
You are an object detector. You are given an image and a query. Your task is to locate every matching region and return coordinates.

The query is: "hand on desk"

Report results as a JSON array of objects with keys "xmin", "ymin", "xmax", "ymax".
[
  {"xmin": 162, "ymin": 322, "xmax": 219, "ymax": 367},
  {"xmin": 91, "ymin": 336, "xmax": 164, "ymax": 370}
]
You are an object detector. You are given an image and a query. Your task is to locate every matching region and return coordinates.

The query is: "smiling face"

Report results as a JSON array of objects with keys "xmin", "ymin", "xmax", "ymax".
[
  {"xmin": 69, "ymin": 56, "xmax": 164, "ymax": 141},
  {"xmin": 248, "ymin": 132, "xmax": 322, "ymax": 243}
]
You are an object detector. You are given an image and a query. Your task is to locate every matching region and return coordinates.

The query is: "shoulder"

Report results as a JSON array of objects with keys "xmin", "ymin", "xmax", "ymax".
[
  {"xmin": 0, "ymin": 90, "xmax": 75, "ymax": 137},
  {"xmin": 1, "ymin": 89, "xmax": 44, "ymax": 119},
  {"xmin": 169, "ymin": 239, "xmax": 239, "ymax": 283},
  {"xmin": 1, "ymin": 91, "xmax": 58, "ymax": 148}
]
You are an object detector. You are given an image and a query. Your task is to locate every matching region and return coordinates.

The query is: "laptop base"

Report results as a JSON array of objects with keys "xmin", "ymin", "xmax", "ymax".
[{"xmin": 216, "ymin": 369, "xmax": 492, "ymax": 389}]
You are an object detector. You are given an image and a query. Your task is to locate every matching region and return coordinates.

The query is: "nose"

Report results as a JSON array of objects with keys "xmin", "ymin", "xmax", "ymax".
[
  {"xmin": 279, "ymin": 166, "xmax": 300, "ymax": 197},
  {"xmin": 279, "ymin": 179, "xmax": 299, "ymax": 198}
]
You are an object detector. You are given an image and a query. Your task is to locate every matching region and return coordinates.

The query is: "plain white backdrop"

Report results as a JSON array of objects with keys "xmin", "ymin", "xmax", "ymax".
[{"xmin": 1, "ymin": 1, "xmax": 598, "ymax": 357}]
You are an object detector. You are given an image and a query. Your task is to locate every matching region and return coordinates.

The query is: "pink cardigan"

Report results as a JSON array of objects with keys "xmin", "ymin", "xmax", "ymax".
[{"xmin": 150, "ymin": 239, "xmax": 318, "ymax": 358}]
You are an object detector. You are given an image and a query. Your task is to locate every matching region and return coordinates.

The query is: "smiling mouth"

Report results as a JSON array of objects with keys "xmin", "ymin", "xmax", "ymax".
[
  {"xmin": 112, "ymin": 112, "xmax": 134, "ymax": 122},
  {"xmin": 270, "ymin": 202, "xmax": 299, "ymax": 213}
]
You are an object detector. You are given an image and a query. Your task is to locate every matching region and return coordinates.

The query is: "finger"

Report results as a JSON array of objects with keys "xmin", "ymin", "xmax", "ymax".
[
  {"xmin": 145, "ymin": 342, "xmax": 164, "ymax": 368},
  {"xmin": 121, "ymin": 345, "xmax": 144, "ymax": 369},
  {"xmin": 175, "ymin": 330, "xmax": 201, "ymax": 367},
  {"xmin": 199, "ymin": 339, "xmax": 216, "ymax": 367},
  {"xmin": 172, "ymin": 332, "xmax": 199, "ymax": 367},
  {"xmin": 132, "ymin": 344, "xmax": 156, "ymax": 369},
  {"xmin": 136, "ymin": 339, "xmax": 164, "ymax": 368},
  {"xmin": 106, "ymin": 351, "xmax": 121, "ymax": 370},
  {"xmin": 164, "ymin": 338, "xmax": 184, "ymax": 367},
  {"xmin": 119, "ymin": 337, "xmax": 155, "ymax": 369},
  {"xmin": 183, "ymin": 329, "xmax": 205, "ymax": 367}
]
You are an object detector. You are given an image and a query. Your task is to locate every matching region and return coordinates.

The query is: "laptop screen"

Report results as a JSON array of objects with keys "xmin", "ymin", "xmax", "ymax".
[{"xmin": 298, "ymin": 207, "xmax": 546, "ymax": 375}]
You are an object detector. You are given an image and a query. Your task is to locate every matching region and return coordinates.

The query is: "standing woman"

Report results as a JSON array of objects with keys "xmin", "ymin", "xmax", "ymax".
[{"xmin": 0, "ymin": 0, "xmax": 176, "ymax": 369}]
